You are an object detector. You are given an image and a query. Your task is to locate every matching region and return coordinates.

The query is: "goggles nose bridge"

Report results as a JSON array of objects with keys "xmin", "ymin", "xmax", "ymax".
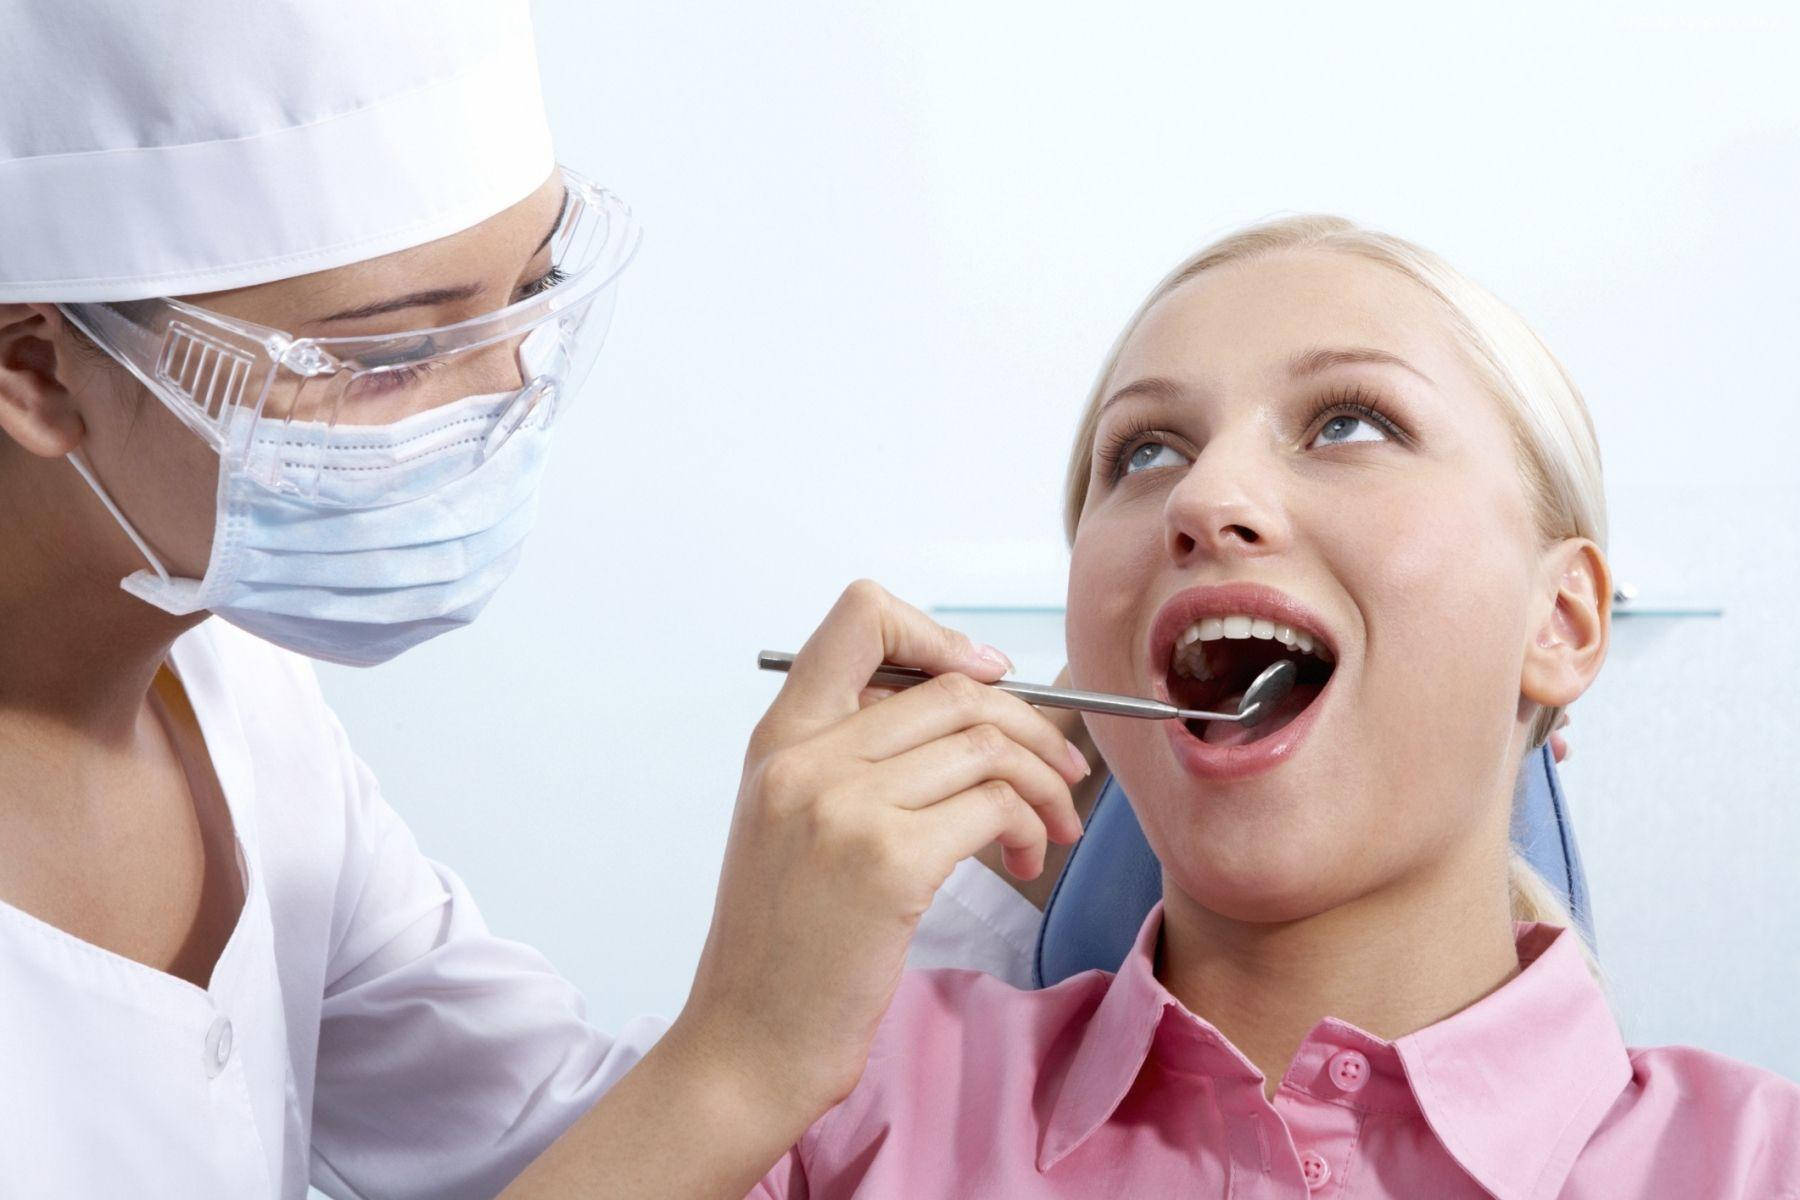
[
  {"xmin": 479, "ymin": 317, "xmax": 570, "ymax": 459},
  {"xmin": 480, "ymin": 372, "xmax": 558, "ymax": 461}
]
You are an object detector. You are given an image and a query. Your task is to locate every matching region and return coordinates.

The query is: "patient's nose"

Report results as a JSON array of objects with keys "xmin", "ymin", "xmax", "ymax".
[{"xmin": 1163, "ymin": 442, "xmax": 1290, "ymax": 564}]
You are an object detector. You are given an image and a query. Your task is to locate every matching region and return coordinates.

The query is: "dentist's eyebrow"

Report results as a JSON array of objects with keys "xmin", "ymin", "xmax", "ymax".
[
  {"xmin": 535, "ymin": 186, "xmax": 570, "ymax": 257},
  {"xmin": 1288, "ymin": 345, "xmax": 1433, "ymax": 384},
  {"xmin": 315, "ymin": 188, "xmax": 570, "ymax": 323},
  {"xmin": 317, "ymin": 283, "xmax": 486, "ymax": 322}
]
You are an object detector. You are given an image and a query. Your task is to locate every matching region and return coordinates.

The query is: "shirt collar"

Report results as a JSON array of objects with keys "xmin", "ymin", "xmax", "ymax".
[
  {"xmin": 1394, "ymin": 919, "xmax": 1632, "ymax": 1198},
  {"xmin": 1037, "ymin": 903, "xmax": 1632, "ymax": 1200}
]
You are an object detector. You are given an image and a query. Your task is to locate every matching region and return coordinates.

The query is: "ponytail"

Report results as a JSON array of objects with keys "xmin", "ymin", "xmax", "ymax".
[{"xmin": 1508, "ymin": 851, "xmax": 1607, "ymax": 989}]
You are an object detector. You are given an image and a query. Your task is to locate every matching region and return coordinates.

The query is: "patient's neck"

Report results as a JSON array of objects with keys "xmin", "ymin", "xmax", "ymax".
[{"xmin": 1156, "ymin": 843, "xmax": 1521, "ymax": 1103}]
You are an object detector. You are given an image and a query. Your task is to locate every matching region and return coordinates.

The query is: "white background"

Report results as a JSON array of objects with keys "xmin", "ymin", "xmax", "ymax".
[{"xmin": 317, "ymin": 2, "xmax": 1800, "ymax": 1080}]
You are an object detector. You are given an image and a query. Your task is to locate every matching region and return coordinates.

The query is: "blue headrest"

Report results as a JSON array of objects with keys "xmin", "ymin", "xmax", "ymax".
[{"xmin": 1034, "ymin": 742, "xmax": 1592, "ymax": 987}]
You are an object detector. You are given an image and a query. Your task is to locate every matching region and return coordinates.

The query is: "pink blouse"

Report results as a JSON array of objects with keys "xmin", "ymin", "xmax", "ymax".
[{"xmin": 754, "ymin": 904, "xmax": 1799, "ymax": 1198}]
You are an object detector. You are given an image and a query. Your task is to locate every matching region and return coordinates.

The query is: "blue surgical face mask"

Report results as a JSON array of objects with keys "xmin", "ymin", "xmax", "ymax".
[{"xmin": 69, "ymin": 381, "xmax": 555, "ymax": 667}]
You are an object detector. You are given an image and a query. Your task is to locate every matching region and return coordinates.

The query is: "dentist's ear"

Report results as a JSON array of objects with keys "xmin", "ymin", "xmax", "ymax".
[
  {"xmin": 0, "ymin": 304, "xmax": 86, "ymax": 458},
  {"xmin": 1520, "ymin": 538, "xmax": 1611, "ymax": 710}
]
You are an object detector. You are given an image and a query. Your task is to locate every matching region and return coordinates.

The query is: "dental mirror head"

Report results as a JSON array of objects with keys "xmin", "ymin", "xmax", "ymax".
[
  {"xmin": 1174, "ymin": 657, "xmax": 1298, "ymax": 727},
  {"xmin": 1233, "ymin": 658, "xmax": 1298, "ymax": 725}
]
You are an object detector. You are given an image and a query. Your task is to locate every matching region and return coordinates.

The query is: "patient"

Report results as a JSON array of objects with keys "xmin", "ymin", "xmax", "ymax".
[{"xmin": 752, "ymin": 217, "xmax": 1800, "ymax": 1197}]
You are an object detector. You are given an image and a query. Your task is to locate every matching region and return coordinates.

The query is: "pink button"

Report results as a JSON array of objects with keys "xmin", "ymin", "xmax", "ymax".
[
  {"xmin": 1327, "ymin": 1048, "xmax": 1370, "ymax": 1093},
  {"xmin": 1300, "ymin": 1150, "xmax": 1331, "ymax": 1189}
]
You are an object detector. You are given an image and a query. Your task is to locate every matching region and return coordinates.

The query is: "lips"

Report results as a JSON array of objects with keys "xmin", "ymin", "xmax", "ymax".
[{"xmin": 1145, "ymin": 582, "xmax": 1342, "ymax": 780}]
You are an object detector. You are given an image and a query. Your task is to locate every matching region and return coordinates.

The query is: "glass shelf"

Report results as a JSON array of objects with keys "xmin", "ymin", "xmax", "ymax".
[
  {"xmin": 1612, "ymin": 604, "xmax": 1723, "ymax": 618},
  {"xmin": 935, "ymin": 601, "xmax": 1724, "ymax": 620},
  {"xmin": 932, "ymin": 597, "xmax": 1722, "ymax": 681}
]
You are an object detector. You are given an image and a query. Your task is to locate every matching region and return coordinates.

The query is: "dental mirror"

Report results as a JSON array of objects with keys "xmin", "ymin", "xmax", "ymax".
[
  {"xmin": 1178, "ymin": 657, "xmax": 1298, "ymax": 727},
  {"xmin": 757, "ymin": 651, "xmax": 1300, "ymax": 727}
]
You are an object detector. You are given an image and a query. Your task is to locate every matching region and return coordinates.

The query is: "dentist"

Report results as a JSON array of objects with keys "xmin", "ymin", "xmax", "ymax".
[{"xmin": 0, "ymin": 2, "xmax": 1086, "ymax": 1197}]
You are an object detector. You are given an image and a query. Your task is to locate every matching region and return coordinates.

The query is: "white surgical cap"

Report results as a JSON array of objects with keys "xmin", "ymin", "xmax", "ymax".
[{"xmin": 0, "ymin": 0, "xmax": 556, "ymax": 302}]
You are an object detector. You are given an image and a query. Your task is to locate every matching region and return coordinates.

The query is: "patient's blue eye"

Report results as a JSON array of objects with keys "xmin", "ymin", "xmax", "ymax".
[
  {"xmin": 1125, "ymin": 441, "xmax": 1189, "ymax": 474},
  {"xmin": 1310, "ymin": 413, "xmax": 1387, "ymax": 448}
]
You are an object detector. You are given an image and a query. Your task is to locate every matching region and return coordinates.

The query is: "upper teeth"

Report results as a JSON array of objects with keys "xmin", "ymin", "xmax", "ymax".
[{"xmin": 1172, "ymin": 613, "xmax": 1333, "ymax": 680}]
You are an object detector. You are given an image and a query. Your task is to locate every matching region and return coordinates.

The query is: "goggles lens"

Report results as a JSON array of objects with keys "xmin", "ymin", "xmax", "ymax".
[{"xmin": 61, "ymin": 167, "xmax": 639, "ymax": 506}]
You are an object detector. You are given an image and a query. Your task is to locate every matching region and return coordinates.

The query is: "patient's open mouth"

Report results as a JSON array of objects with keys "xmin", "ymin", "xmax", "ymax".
[{"xmin": 1167, "ymin": 614, "xmax": 1335, "ymax": 747}]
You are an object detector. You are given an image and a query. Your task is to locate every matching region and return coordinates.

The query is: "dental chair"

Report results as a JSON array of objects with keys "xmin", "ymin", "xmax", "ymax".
[{"xmin": 1033, "ymin": 742, "xmax": 1592, "ymax": 986}]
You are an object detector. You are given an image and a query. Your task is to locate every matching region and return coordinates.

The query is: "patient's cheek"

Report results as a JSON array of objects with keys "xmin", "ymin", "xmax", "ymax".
[
  {"xmin": 1347, "ymin": 499, "xmax": 1532, "ymax": 761},
  {"xmin": 1065, "ymin": 560, "xmax": 1169, "ymax": 803},
  {"xmin": 1064, "ymin": 556, "xmax": 1139, "ymax": 696}
]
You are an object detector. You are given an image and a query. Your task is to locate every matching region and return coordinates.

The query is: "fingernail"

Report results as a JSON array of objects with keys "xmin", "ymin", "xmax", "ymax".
[
  {"xmin": 1064, "ymin": 741, "xmax": 1092, "ymax": 779},
  {"xmin": 973, "ymin": 643, "xmax": 1014, "ymax": 675}
]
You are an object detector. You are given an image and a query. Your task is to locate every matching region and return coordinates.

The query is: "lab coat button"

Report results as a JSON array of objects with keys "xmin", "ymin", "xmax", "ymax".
[
  {"xmin": 205, "ymin": 1015, "xmax": 234, "ymax": 1078},
  {"xmin": 1327, "ymin": 1048, "xmax": 1369, "ymax": 1092},
  {"xmin": 1300, "ymin": 1149, "xmax": 1331, "ymax": 1189}
]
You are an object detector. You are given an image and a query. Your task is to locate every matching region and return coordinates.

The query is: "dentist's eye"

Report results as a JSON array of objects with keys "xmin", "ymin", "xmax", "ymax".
[
  {"xmin": 516, "ymin": 265, "xmax": 568, "ymax": 301},
  {"xmin": 349, "ymin": 360, "xmax": 445, "ymax": 398}
]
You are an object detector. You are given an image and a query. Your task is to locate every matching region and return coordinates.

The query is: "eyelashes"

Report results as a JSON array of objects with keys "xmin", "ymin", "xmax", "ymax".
[
  {"xmin": 515, "ymin": 265, "xmax": 569, "ymax": 300},
  {"xmin": 348, "ymin": 359, "xmax": 447, "ymax": 398},
  {"xmin": 1094, "ymin": 415, "xmax": 1164, "ymax": 481},
  {"xmin": 1093, "ymin": 383, "xmax": 1411, "ymax": 481},
  {"xmin": 1301, "ymin": 382, "xmax": 1407, "ymax": 444}
]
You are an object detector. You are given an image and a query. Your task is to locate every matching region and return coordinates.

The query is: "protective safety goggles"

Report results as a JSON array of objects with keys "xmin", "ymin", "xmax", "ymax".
[{"xmin": 59, "ymin": 166, "xmax": 639, "ymax": 505}]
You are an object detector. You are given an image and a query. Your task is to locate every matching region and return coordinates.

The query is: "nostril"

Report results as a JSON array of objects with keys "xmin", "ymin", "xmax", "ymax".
[
  {"xmin": 1223, "ymin": 524, "xmax": 1259, "ymax": 543},
  {"xmin": 1172, "ymin": 531, "xmax": 1197, "ymax": 555}
]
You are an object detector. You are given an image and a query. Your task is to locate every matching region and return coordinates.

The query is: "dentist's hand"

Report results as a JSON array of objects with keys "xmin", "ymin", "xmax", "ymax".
[
  {"xmin": 977, "ymin": 664, "xmax": 1107, "ymax": 909},
  {"xmin": 681, "ymin": 580, "xmax": 1087, "ymax": 1109},
  {"xmin": 506, "ymin": 580, "xmax": 1088, "ymax": 1200}
]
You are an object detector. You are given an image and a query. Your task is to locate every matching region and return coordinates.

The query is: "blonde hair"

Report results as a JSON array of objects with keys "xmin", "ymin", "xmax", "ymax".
[{"xmin": 1063, "ymin": 214, "xmax": 1606, "ymax": 964}]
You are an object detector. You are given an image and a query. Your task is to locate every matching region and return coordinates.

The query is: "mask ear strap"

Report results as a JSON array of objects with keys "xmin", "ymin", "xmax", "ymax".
[{"xmin": 67, "ymin": 449, "xmax": 173, "ymax": 583}]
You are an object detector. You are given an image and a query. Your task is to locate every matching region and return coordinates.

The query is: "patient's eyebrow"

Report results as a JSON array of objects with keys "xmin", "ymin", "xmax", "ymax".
[
  {"xmin": 1288, "ymin": 345, "xmax": 1433, "ymax": 384},
  {"xmin": 1098, "ymin": 348, "xmax": 1431, "ymax": 415},
  {"xmin": 1097, "ymin": 376, "xmax": 1187, "ymax": 415}
]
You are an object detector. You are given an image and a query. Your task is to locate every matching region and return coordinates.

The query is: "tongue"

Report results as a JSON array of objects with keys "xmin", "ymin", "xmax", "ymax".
[{"xmin": 1198, "ymin": 682, "xmax": 1324, "ymax": 746}]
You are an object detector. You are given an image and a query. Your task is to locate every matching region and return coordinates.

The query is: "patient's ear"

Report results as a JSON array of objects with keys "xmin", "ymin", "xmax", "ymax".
[
  {"xmin": 1520, "ymin": 538, "xmax": 1610, "ymax": 709},
  {"xmin": 0, "ymin": 304, "xmax": 86, "ymax": 458}
]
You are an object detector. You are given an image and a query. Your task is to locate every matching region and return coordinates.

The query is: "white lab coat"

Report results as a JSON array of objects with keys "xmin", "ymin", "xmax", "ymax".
[{"xmin": 0, "ymin": 619, "xmax": 1040, "ymax": 1199}]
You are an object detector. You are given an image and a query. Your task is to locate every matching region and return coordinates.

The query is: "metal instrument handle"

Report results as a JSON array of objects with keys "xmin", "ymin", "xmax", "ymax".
[{"xmin": 755, "ymin": 651, "xmax": 1203, "ymax": 721}]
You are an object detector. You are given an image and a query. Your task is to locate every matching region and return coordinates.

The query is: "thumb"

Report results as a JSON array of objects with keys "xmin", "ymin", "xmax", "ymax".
[{"xmin": 767, "ymin": 580, "xmax": 1013, "ymax": 736}]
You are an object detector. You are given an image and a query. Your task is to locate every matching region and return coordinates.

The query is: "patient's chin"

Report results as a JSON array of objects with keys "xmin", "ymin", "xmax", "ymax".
[
  {"xmin": 1154, "ymin": 822, "xmax": 1381, "ymax": 926},
  {"xmin": 1166, "ymin": 866, "xmax": 1344, "ymax": 926}
]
